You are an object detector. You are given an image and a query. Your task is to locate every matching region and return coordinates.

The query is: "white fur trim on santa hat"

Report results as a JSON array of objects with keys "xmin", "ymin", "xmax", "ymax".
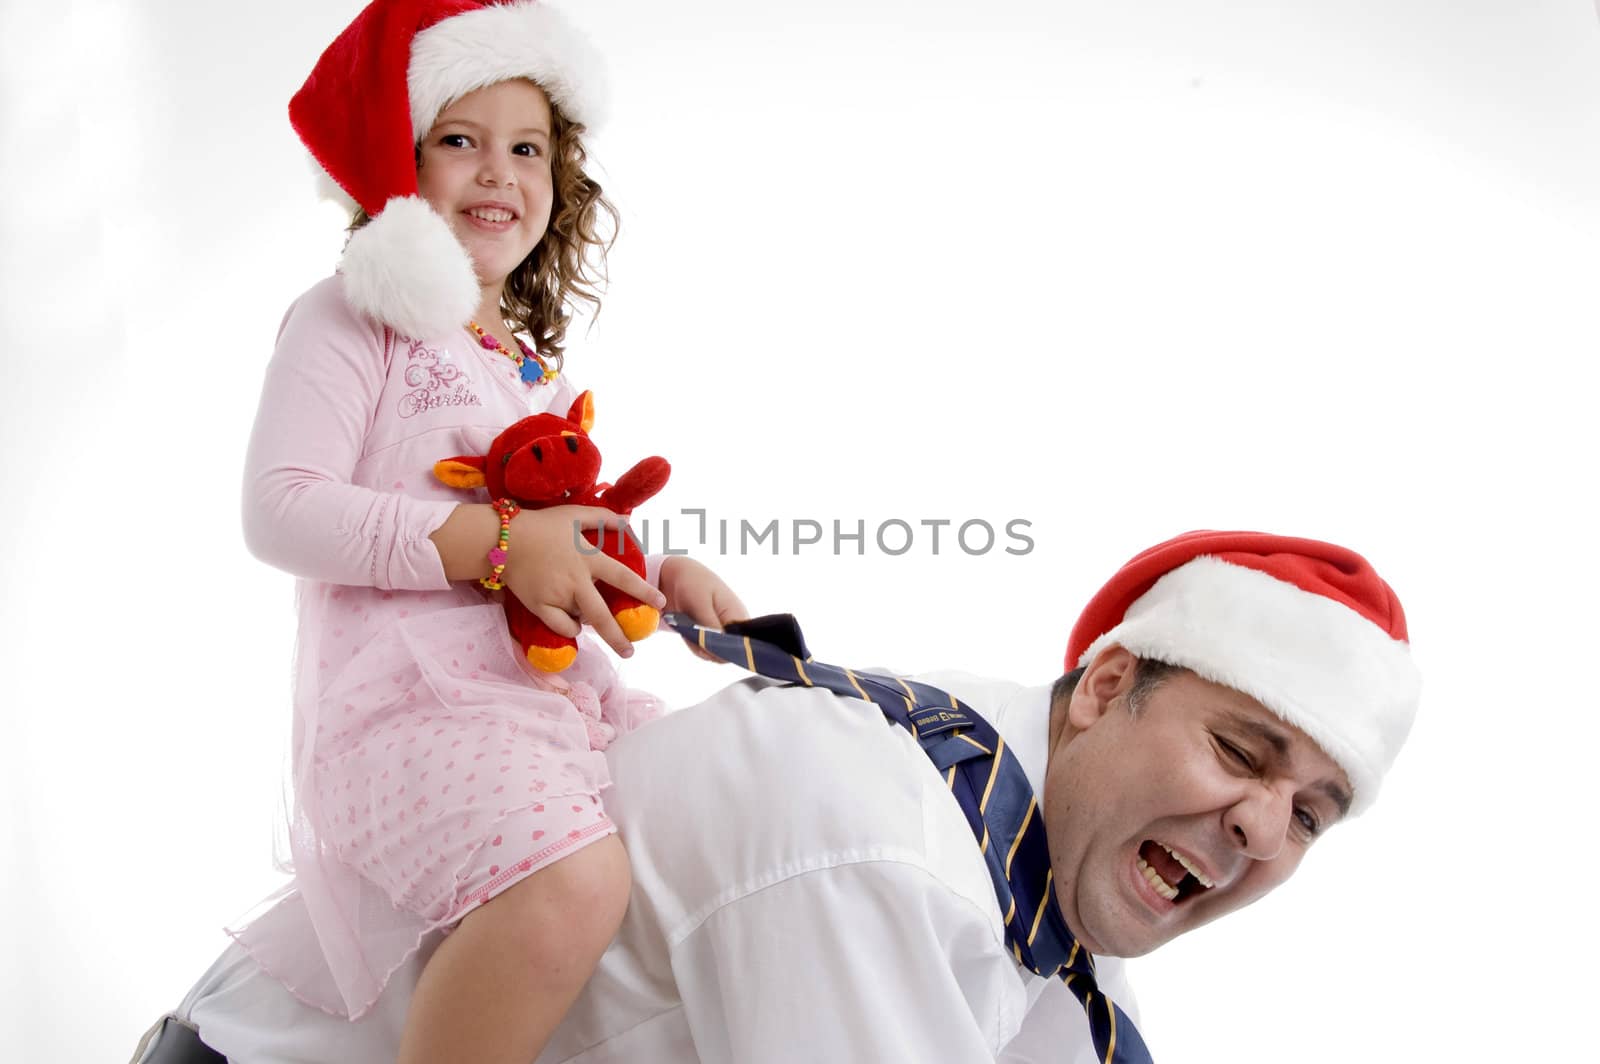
[
  {"xmin": 1077, "ymin": 556, "xmax": 1420, "ymax": 816},
  {"xmin": 307, "ymin": 151, "xmax": 359, "ymax": 215},
  {"xmin": 408, "ymin": 1, "xmax": 608, "ymax": 139},
  {"xmin": 338, "ymin": 196, "xmax": 481, "ymax": 341}
]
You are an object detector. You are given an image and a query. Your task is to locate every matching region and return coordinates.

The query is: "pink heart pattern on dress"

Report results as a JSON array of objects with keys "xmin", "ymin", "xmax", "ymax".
[{"xmin": 307, "ymin": 580, "xmax": 635, "ymax": 949}]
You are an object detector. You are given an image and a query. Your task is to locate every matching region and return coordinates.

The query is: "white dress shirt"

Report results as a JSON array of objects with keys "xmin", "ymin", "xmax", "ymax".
[{"xmin": 166, "ymin": 671, "xmax": 1138, "ymax": 1063}]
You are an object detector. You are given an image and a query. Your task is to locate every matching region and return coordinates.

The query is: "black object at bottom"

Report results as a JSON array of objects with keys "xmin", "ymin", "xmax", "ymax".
[{"xmin": 138, "ymin": 1016, "xmax": 226, "ymax": 1064}]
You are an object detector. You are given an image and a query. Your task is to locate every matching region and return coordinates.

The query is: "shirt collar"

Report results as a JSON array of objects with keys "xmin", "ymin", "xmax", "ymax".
[{"xmin": 987, "ymin": 682, "xmax": 1054, "ymax": 799}]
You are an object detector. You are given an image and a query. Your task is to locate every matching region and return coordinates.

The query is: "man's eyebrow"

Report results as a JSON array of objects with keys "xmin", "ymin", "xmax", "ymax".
[
  {"xmin": 1235, "ymin": 717, "xmax": 1291, "ymax": 759},
  {"xmin": 1228, "ymin": 711, "xmax": 1353, "ymax": 818},
  {"xmin": 1319, "ymin": 781, "xmax": 1353, "ymax": 819}
]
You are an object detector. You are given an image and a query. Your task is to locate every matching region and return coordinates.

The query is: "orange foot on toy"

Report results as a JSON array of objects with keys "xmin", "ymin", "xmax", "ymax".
[
  {"xmin": 614, "ymin": 605, "xmax": 661, "ymax": 643},
  {"xmin": 526, "ymin": 644, "xmax": 578, "ymax": 673}
]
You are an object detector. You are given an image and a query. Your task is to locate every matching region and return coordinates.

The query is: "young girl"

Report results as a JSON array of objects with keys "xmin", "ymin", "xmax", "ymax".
[{"xmin": 230, "ymin": 3, "xmax": 745, "ymax": 1061}]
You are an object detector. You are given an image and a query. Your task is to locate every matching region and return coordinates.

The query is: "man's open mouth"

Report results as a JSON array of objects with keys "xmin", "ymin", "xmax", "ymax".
[{"xmin": 1136, "ymin": 840, "xmax": 1215, "ymax": 903}]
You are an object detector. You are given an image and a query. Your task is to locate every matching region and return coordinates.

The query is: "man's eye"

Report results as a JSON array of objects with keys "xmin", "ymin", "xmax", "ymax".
[
  {"xmin": 1216, "ymin": 737, "xmax": 1253, "ymax": 771},
  {"xmin": 1294, "ymin": 807, "xmax": 1322, "ymax": 838}
]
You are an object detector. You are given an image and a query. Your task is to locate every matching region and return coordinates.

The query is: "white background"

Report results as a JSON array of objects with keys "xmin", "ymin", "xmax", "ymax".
[{"xmin": 3, "ymin": 1, "xmax": 1598, "ymax": 1060}]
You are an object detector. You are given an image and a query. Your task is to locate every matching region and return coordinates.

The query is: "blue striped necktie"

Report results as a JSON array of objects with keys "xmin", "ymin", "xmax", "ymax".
[{"xmin": 663, "ymin": 614, "xmax": 1154, "ymax": 1064}]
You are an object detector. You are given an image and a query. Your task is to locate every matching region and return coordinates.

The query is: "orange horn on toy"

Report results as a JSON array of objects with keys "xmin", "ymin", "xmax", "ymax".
[
  {"xmin": 433, "ymin": 455, "xmax": 488, "ymax": 490},
  {"xmin": 567, "ymin": 391, "xmax": 595, "ymax": 433}
]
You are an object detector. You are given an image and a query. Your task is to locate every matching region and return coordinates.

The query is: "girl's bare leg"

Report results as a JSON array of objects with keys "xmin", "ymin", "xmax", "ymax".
[{"xmin": 397, "ymin": 834, "xmax": 630, "ymax": 1064}]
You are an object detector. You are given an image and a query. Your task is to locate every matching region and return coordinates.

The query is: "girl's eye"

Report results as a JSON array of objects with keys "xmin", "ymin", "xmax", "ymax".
[
  {"xmin": 439, "ymin": 134, "xmax": 470, "ymax": 149},
  {"xmin": 513, "ymin": 142, "xmax": 543, "ymax": 157}
]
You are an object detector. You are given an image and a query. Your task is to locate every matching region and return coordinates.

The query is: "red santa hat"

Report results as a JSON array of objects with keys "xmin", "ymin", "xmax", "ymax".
[
  {"xmin": 1065, "ymin": 531, "xmax": 1420, "ymax": 815},
  {"xmin": 289, "ymin": 0, "xmax": 607, "ymax": 341}
]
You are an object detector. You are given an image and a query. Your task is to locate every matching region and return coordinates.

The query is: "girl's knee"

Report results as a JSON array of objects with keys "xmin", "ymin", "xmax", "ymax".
[
  {"xmin": 558, "ymin": 834, "xmax": 630, "ymax": 932},
  {"xmin": 472, "ymin": 835, "xmax": 630, "ymax": 958}
]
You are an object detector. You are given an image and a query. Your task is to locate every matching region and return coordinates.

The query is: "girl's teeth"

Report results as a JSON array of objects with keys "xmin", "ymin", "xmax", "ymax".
[
  {"xmin": 1137, "ymin": 856, "xmax": 1179, "ymax": 901},
  {"xmin": 469, "ymin": 209, "xmax": 512, "ymax": 222}
]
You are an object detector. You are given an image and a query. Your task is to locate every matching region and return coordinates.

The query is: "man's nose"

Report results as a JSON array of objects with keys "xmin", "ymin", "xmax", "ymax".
[{"xmin": 1223, "ymin": 782, "xmax": 1293, "ymax": 861}]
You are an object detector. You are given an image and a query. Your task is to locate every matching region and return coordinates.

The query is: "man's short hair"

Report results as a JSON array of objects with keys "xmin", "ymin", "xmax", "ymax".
[{"xmin": 1050, "ymin": 656, "xmax": 1183, "ymax": 716}]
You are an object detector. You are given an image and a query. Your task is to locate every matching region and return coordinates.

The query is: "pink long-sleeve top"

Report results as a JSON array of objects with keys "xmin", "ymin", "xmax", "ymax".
[
  {"xmin": 233, "ymin": 276, "xmax": 658, "ymax": 1019},
  {"xmin": 241, "ymin": 277, "xmax": 521, "ymax": 587}
]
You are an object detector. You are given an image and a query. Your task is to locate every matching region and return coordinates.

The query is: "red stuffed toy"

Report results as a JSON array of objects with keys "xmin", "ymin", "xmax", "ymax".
[{"xmin": 433, "ymin": 391, "xmax": 670, "ymax": 673}]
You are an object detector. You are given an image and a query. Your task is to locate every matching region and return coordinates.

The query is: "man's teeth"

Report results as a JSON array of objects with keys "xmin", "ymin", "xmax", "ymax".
[
  {"xmin": 469, "ymin": 208, "xmax": 514, "ymax": 222},
  {"xmin": 1137, "ymin": 857, "xmax": 1180, "ymax": 901},
  {"xmin": 1158, "ymin": 843, "xmax": 1215, "ymax": 888}
]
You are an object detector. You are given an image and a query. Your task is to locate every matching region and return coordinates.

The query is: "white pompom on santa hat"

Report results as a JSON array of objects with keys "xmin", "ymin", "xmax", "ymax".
[
  {"xmin": 289, "ymin": 0, "xmax": 607, "ymax": 341},
  {"xmin": 1065, "ymin": 530, "xmax": 1421, "ymax": 815}
]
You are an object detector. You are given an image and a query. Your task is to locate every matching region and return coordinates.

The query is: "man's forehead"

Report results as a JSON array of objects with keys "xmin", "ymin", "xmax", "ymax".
[
  {"xmin": 1189, "ymin": 679, "xmax": 1354, "ymax": 814},
  {"xmin": 1226, "ymin": 711, "xmax": 1353, "ymax": 813}
]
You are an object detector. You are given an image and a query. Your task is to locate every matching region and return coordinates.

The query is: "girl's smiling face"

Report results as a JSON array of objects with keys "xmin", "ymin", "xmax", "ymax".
[{"xmin": 416, "ymin": 78, "xmax": 555, "ymax": 293}]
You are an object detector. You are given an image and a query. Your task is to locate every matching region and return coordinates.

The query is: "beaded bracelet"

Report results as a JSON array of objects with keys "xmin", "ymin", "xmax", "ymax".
[{"xmin": 480, "ymin": 498, "xmax": 522, "ymax": 590}]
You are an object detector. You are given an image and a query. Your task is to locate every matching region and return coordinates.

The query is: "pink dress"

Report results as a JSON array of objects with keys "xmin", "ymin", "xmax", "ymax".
[{"xmin": 229, "ymin": 276, "xmax": 660, "ymax": 1019}]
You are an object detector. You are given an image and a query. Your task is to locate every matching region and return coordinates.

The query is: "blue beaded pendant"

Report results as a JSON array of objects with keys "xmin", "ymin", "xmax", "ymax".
[{"xmin": 512, "ymin": 339, "xmax": 554, "ymax": 386}]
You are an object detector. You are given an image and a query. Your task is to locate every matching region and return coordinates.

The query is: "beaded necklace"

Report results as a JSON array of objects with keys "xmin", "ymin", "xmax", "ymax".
[{"xmin": 466, "ymin": 321, "xmax": 558, "ymax": 387}]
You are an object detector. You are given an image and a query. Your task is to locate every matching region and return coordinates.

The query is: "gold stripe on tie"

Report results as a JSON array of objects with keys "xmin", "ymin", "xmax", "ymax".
[
  {"xmin": 1067, "ymin": 942, "xmax": 1080, "ymax": 968},
  {"xmin": 977, "ymin": 737, "xmax": 1006, "ymax": 814},
  {"xmin": 892, "ymin": 676, "xmax": 918, "ymax": 715},
  {"xmin": 741, "ymin": 636, "xmax": 755, "ymax": 672},
  {"xmin": 1003, "ymin": 895, "xmax": 1016, "ymax": 925},
  {"xmin": 1027, "ymin": 868, "xmax": 1053, "ymax": 945},
  {"xmin": 953, "ymin": 733, "xmax": 992, "ymax": 755},
  {"xmin": 697, "ymin": 628, "xmax": 708, "ymax": 652},
  {"xmin": 1003, "ymin": 797, "xmax": 1035, "ymax": 878},
  {"xmin": 945, "ymin": 765, "xmax": 957, "ymax": 787},
  {"xmin": 793, "ymin": 656, "xmax": 811, "ymax": 686},
  {"xmin": 1102, "ymin": 996, "xmax": 1117, "ymax": 1064},
  {"xmin": 979, "ymin": 825, "xmax": 991, "ymax": 854},
  {"xmin": 842, "ymin": 668, "xmax": 872, "ymax": 704}
]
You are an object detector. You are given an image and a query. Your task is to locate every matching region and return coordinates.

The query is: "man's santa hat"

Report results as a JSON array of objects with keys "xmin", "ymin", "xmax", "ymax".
[
  {"xmin": 1065, "ymin": 531, "xmax": 1420, "ymax": 814},
  {"xmin": 290, "ymin": 0, "xmax": 606, "ymax": 341}
]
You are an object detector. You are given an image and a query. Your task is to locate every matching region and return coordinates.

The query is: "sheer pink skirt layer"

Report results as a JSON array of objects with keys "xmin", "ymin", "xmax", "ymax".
[{"xmin": 229, "ymin": 583, "xmax": 661, "ymax": 1019}]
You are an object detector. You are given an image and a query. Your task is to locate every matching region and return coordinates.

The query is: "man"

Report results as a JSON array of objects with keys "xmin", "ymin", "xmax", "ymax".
[{"xmin": 136, "ymin": 530, "xmax": 1419, "ymax": 1063}]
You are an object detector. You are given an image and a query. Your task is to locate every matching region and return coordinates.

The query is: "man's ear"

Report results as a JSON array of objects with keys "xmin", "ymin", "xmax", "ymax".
[{"xmin": 1067, "ymin": 645, "xmax": 1140, "ymax": 731}]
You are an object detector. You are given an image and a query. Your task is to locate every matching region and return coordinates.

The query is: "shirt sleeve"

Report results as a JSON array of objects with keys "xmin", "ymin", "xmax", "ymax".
[
  {"xmin": 669, "ymin": 859, "xmax": 1024, "ymax": 1063},
  {"xmin": 240, "ymin": 282, "xmax": 460, "ymax": 589}
]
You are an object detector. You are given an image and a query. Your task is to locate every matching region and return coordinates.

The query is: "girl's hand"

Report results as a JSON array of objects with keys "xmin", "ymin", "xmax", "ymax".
[
  {"xmin": 658, "ymin": 556, "xmax": 749, "ymax": 662},
  {"xmin": 503, "ymin": 506, "xmax": 666, "ymax": 657}
]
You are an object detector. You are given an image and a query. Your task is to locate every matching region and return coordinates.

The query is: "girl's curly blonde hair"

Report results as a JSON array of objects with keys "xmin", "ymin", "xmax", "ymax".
[{"xmin": 350, "ymin": 95, "xmax": 618, "ymax": 370}]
